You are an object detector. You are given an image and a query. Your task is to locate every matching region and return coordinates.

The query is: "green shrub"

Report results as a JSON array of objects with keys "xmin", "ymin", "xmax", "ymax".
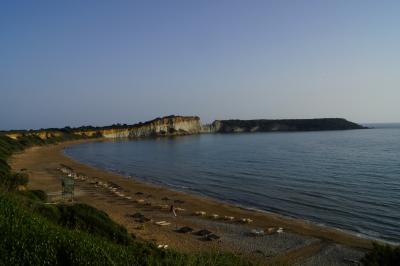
[
  {"xmin": 0, "ymin": 172, "xmax": 29, "ymax": 191},
  {"xmin": 57, "ymin": 203, "xmax": 133, "ymax": 245},
  {"xmin": 27, "ymin": 189, "xmax": 48, "ymax": 201},
  {"xmin": 361, "ymin": 243, "xmax": 400, "ymax": 266},
  {"xmin": 32, "ymin": 203, "xmax": 62, "ymax": 222}
]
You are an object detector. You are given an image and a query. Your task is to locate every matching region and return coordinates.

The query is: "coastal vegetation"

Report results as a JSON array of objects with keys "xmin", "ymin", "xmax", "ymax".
[
  {"xmin": 361, "ymin": 243, "xmax": 400, "ymax": 266},
  {"xmin": 0, "ymin": 134, "xmax": 249, "ymax": 265}
]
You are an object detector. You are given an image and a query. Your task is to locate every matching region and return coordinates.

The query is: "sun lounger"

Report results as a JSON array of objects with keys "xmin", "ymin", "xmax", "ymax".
[
  {"xmin": 240, "ymin": 218, "xmax": 253, "ymax": 223},
  {"xmin": 194, "ymin": 211, "xmax": 206, "ymax": 216},
  {"xmin": 224, "ymin": 216, "xmax": 235, "ymax": 221},
  {"xmin": 250, "ymin": 229, "xmax": 264, "ymax": 236},
  {"xmin": 266, "ymin": 227, "xmax": 277, "ymax": 234},
  {"xmin": 210, "ymin": 214, "xmax": 219, "ymax": 219},
  {"xmin": 157, "ymin": 244, "xmax": 168, "ymax": 249},
  {"xmin": 277, "ymin": 227, "xmax": 284, "ymax": 233},
  {"xmin": 155, "ymin": 221, "xmax": 171, "ymax": 226}
]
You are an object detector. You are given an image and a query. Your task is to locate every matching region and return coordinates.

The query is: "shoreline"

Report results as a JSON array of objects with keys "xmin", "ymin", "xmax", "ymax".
[
  {"xmin": 63, "ymin": 146, "xmax": 386, "ymax": 246},
  {"xmin": 11, "ymin": 138, "xmax": 373, "ymax": 264}
]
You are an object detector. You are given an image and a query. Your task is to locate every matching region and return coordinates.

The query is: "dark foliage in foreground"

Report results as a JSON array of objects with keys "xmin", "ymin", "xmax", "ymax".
[
  {"xmin": 361, "ymin": 243, "xmax": 400, "ymax": 266},
  {"xmin": 33, "ymin": 202, "xmax": 132, "ymax": 245}
]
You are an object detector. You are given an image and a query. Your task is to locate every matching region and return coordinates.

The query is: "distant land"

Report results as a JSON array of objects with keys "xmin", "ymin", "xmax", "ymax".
[{"xmin": 2, "ymin": 115, "xmax": 366, "ymax": 140}]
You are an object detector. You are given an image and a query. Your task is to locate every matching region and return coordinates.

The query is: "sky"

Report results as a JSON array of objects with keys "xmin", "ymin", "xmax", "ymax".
[{"xmin": 1, "ymin": 0, "xmax": 400, "ymax": 130}]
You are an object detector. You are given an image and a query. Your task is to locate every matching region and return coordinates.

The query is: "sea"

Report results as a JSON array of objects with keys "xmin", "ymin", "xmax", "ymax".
[{"xmin": 65, "ymin": 123, "xmax": 400, "ymax": 243}]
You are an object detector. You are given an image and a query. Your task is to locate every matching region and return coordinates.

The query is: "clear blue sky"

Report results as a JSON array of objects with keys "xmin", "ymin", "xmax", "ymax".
[{"xmin": 1, "ymin": 0, "xmax": 399, "ymax": 130}]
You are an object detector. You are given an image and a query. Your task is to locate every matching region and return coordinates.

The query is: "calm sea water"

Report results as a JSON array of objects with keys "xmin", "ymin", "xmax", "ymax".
[{"xmin": 65, "ymin": 124, "xmax": 400, "ymax": 243}]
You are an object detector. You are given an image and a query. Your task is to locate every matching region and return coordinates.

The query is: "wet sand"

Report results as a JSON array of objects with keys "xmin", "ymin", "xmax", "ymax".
[{"xmin": 10, "ymin": 139, "xmax": 372, "ymax": 265}]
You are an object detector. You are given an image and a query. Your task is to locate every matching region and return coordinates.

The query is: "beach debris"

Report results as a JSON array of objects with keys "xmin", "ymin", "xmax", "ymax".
[
  {"xmin": 210, "ymin": 214, "xmax": 219, "ymax": 219},
  {"xmin": 177, "ymin": 226, "xmax": 194, "ymax": 234},
  {"xmin": 277, "ymin": 227, "xmax": 284, "ymax": 234},
  {"xmin": 174, "ymin": 199, "xmax": 185, "ymax": 204},
  {"xmin": 240, "ymin": 218, "xmax": 253, "ymax": 224},
  {"xmin": 157, "ymin": 244, "xmax": 168, "ymax": 249},
  {"xmin": 250, "ymin": 229, "xmax": 264, "ymax": 236},
  {"xmin": 195, "ymin": 229, "xmax": 212, "ymax": 236},
  {"xmin": 155, "ymin": 221, "xmax": 171, "ymax": 226},
  {"xmin": 224, "ymin": 216, "xmax": 235, "ymax": 221},
  {"xmin": 194, "ymin": 211, "xmax": 207, "ymax": 216}
]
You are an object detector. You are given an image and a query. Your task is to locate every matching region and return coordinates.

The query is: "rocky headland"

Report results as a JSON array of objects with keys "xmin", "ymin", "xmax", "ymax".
[{"xmin": 4, "ymin": 115, "xmax": 366, "ymax": 140}]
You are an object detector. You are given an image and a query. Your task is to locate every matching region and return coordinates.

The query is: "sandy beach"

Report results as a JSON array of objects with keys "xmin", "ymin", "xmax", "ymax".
[{"xmin": 10, "ymin": 139, "xmax": 372, "ymax": 265}]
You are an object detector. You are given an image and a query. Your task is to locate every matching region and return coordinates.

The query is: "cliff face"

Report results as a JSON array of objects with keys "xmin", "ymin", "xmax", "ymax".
[
  {"xmin": 209, "ymin": 118, "xmax": 366, "ymax": 133},
  {"xmin": 4, "ymin": 116, "xmax": 365, "ymax": 140},
  {"xmin": 101, "ymin": 116, "xmax": 202, "ymax": 138},
  {"xmin": 5, "ymin": 115, "xmax": 202, "ymax": 140}
]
